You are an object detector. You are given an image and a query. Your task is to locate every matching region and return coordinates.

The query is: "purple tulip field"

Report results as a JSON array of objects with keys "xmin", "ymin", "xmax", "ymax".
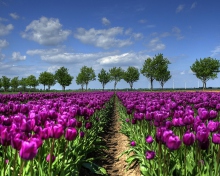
[
  {"xmin": 117, "ymin": 91, "xmax": 220, "ymax": 176},
  {"xmin": 0, "ymin": 92, "xmax": 114, "ymax": 176}
]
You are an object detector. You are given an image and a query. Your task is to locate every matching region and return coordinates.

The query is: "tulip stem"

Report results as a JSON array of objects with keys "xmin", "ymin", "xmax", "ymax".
[
  {"xmin": 49, "ymin": 138, "xmax": 55, "ymax": 176},
  {"xmin": 13, "ymin": 150, "xmax": 18, "ymax": 176}
]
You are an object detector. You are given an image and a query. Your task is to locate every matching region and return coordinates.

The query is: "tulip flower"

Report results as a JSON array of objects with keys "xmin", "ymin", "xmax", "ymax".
[
  {"xmin": 146, "ymin": 135, "xmax": 154, "ymax": 144},
  {"xmin": 166, "ymin": 135, "xmax": 181, "ymax": 150},
  {"xmin": 65, "ymin": 127, "xmax": 77, "ymax": 141},
  {"xmin": 46, "ymin": 154, "xmax": 56, "ymax": 163},
  {"xmin": 145, "ymin": 151, "xmax": 156, "ymax": 160},
  {"xmin": 212, "ymin": 133, "xmax": 220, "ymax": 144},
  {"xmin": 131, "ymin": 141, "xmax": 136, "ymax": 146},
  {"xmin": 183, "ymin": 131, "xmax": 195, "ymax": 146},
  {"xmin": 19, "ymin": 140, "xmax": 38, "ymax": 160}
]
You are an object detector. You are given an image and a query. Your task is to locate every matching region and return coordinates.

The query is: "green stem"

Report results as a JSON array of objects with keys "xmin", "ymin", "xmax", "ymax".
[
  {"xmin": 215, "ymin": 145, "xmax": 220, "ymax": 176},
  {"xmin": 49, "ymin": 138, "xmax": 55, "ymax": 176},
  {"xmin": 19, "ymin": 159, "xmax": 25, "ymax": 176},
  {"xmin": 13, "ymin": 150, "xmax": 18, "ymax": 176}
]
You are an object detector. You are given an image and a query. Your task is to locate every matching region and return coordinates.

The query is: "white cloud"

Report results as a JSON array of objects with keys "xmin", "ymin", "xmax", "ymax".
[
  {"xmin": 138, "ymin": 19, "xmax": 147, "ymax": 24},
  {"xmin": 191, "ymin": 2, "xmax": 197, "ymax": 9},
  {"xmin": 0, "ymin": 23, "xmax": 13, "ymax": 36},
  {"xmin": 12, "ymin": 52, "xmax": 26, "ymax": 61},
  {"xmin": 172, "ymin": 27, "xmax": 184, "ymax": 40},
  {"xmin": 9, "ymin": 13, "xmax": 19, "ymax": 19},
  {"xmin": 0, "ymin": 52, "xmax": 5, "ymax": 60},
  {"xmin": 27, "ymin": 48, "xmax": 118, "ymax": 63},
  {"xmin": 147, "ymin": 25, "xmax": 155, "ymax": 28},
  {"xmin": 74, "ymin": 27, "xmax": 132, "ymax": 49},
  {"xmin": 47, "ymin": 65, "xmax": 61, "ymax": 73},
  {"xmin": 133, "ymin": 33, "xmax": 143, "ymax": 40},
  {"xmin": 102, "ymin": 17, "xmax": 110, "ymax": 26},
  {"xmin": 0, "ymin": 39, "xmax": 9, "ymax": 49},
  {"xmin": 180, "ymin": 71, "xmax": 185, "ymax": 75},
  {"xmin": 176, "ymin": 4, "xmax": 185, "ymax": 13},
  {"xmin": 211, "ymin": 46, "xmax": 220, "ymax": 57},
  {"xmin": 160, "ymin": 32, "xmax": 170, "ymax": 38},
  {"xmin": 21, "ymin": 16, "xmax": 71, "ymax": 46},
  {"xmin": 0, "ymin": 17, "xmax": 8, "ymax": 21},
  {"xmin": 147, "ymin": 37, "xmax": 165, "ymax": 51},
  {"xmin": 97, "ymin": 52, "xmax": 149, "ymax": 66}
]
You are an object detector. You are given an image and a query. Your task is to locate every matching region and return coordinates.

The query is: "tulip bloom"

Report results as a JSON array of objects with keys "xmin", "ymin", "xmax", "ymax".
[
  {"xmin": 146, "ymin": 135, "xmax": 154, "ymax": 144},
  {"xmin": 131, "ymin": 141, "xmax": 136, "ymax": 146},
  {"xmin": 212, "ymin": 133, "xmax": 220, "ymax": 144},
  {"xmin": 65, "ymin": 127, "xmax": 77, "ymax": 141},
  {"xmin": 166, "ymin": 135, "xmax": 181, "ymax": 150},
  {"xmin": 183, "ymin": 131, "xmax": 195, "ymax": 146},
  {"xmin": 145, "ymin": 151, "xmax": 156, "ymax": 160},
  {"xmin": 19, "ymin": 141, "xmax": 38, "ymax": 160},
  {"xmin": 46, "ymin": 154, "xmax": 56, "ymax": 163}
]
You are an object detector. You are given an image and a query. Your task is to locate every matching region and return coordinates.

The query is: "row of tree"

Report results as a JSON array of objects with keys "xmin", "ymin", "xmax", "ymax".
[{"xmin": 0, "ymin": 54, "xmax": 219, "ymax": 91}]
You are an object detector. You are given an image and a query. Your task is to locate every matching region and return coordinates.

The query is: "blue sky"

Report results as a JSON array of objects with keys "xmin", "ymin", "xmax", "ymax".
[{"xmin": 0, "ymin": 0, "xmax": 220, "ymax": 90}]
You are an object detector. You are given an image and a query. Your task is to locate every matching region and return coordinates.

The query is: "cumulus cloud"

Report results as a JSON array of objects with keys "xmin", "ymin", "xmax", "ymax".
[
  {"xmin": 102, "ymin": 17, "xmax": 110, "ymax": 26},
  {"xmin": 191, "ymin": 2, "xmax": 197, "ymax": 9},
  {"xmin": 0, "ymin": 52, "xmax": 5, "ymax": 60},
  {"xmin": 180, "ymin": 71, "xmax": 185, "ymax": 75},
  {"xmin": 172, "ymin": 27, "xmax": 184, "ymax": 40},
  {"xmin": 21, "ymin": 16, "xmax": 71, "ymax": 46},
  {"xmin": 0, "ymin": 17, "xmax": 8, "ymax": 21},
  {"xmin": 9, "ymin": 13, "xmax": 19, "ymax": 19},
  {"xmin": 0, "ymin": 39, "xmax": 9, "ymax": 49},
  {"xmin": 176, "ymin": 4, "xmax": 185, "ymax": 13},
  {"xmin": 97, "ymin": 52, "xmax": 149, "ymax": 66},
  {"xmin": 74, "ymin": 27, "xmax": 132, "ymax": 49},
  {"xmin": 211, "ymin": 46, "xmax": 220, "ymax": 57},
  {"xmin": 27, "ymin": 48, "xmax": 118, "ymax": 63},
  {"xmin": 47, "ymin": 65, "xmax": 61, "ymax": 73},
  {"xmin": 0, "ymin": 23, "xmax": 13, "ymax": 36},
  {"xmin": 147, "ymin": 37, "xmax": 165, "ymax": 51},
  {"xmin": 12, "ymin": 52, "xmax": 26, "ymax": 61}
]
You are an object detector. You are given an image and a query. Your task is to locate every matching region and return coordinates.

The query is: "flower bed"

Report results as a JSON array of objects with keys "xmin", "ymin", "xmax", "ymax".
[
  {"xmin": 117, "ymin": 91, "xmax": 220, "ymax": 176},
  {"xmin": 0, "ymin": 91, "xmax": 114, "ymax": 175}
]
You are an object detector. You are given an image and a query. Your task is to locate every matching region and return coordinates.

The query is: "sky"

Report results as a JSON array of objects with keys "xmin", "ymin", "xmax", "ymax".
[{"xmin": 0, "ymin": 0, "xmax": 220, "ymax": 90}]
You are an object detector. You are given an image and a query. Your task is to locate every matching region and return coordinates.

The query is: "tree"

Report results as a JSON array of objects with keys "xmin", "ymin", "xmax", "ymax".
[
  {"xmin": 2, "ymin": 76, "xmax": 10, "ymax": 91},
  {"xmin": 153, "ymin": 54, "xmax": 171, "ymax": 89},
  {"xmin": 109, "ymin": 67, "xmax": 124, "ymax": 91},
  {"xmin": 26, "ymin": 75, "xmax": 39, "ymax": 90},
  {"xmin": 190, "ymin": 57, "xmax": 220, "ymax": 89},
  {"xmin": 39, "ymin": 71, "xmax": 56, "ymax": 91},
  {"xmin": 98, "ymin": 68, "xmax": 111, "ymax": 91},
  {"xmin": 123, "ymin": 66, "xmax": 140, "ymax": 90},
  {"xmin": 11, "ymin": 76, "xmax": 19, "ymax": 92},
  {"xmin": 54, "ymin": 67, "xmax": 73, "ymax": 91},
  {"xmin": 20, "ymin": 78, "xmax": 27, "ymax": 91},
  {"xmin": 76, "ymin": 72, "xmax": 86, "ymax": 91},
  {"xmin": 0, "ymin": 78, "xmax": 2, "ymax": 90},
  {"xmin": 140, "ymin": 58, "xmax": 155, "ymax": 91},
  {"xmin": 77, "ymin": 66, "xmax": 96, "ymax": 91}
]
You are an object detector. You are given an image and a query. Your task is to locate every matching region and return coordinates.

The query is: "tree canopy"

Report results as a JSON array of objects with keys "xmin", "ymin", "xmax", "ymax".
[
  {"xmin": 20, "ymin": 78, "xmax": 27, "ymax": 91},
  {"xmin": 76, "ymin": 66, "xmax": 96, "ymax": 91},
  {"xmin": 2, "ymin": 76, "xmax": 10, "ymax": 91},
  {"xmin": 109, "ymin": 67, "xmax": 124, "ymax": 90},
  {"xmin": 11, "ymin": 76, "xmax": 19, "ymax": 91},
  {"xmin": 123, "ymin": 66, "xmax": 140, "ymax": 90},
  {"xmin": 190, "ymin": 57, "xmax": 220, "ymax": 89},
  {"xmin": 26, "ymin": 75, "xmax": 39, "ymax": 89},
  {"xmin": 55, "ymin": 67, "xmax": 73, "ymax": 91},
  {"xmin": 39, "ymin": 71, "xmax": 56, "ymax": 90},
  {"xmin": 98, "ymin": 68, "xmax": 111, "ymax": 91}
]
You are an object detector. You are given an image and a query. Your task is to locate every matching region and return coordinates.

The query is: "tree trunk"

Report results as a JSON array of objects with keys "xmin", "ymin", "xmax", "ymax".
[
  {"xmin": 202, "ymin": 81, "xmax": 205, "ymax": 90},
  {"xmin": 48, "ymin": 85, "xmax": 51, "ymax": 90},
  {"xmin": 102, "ymin": 83, "xmax": 104, "ymax": 91},
  {"xmin": 130, "ymin": 82, "xmax": 133, "ymax": 90},
  {"xmin": 150, "ymin": 78, "xmax": 153, "ymax": 91},
  {"xmin": 86, "ymin": 83, "xmax": 88, "ymax": 91},
  {"xmin": 114, "ymin": 81, "xmax": 117, "ymax": 91},
  {"xmin": 44, "ymin": 84, "xmax": 45, "ymax": 91},
  {"xmin": 62, "ymin": 86, "xmax": 65, "ymax": 91}
]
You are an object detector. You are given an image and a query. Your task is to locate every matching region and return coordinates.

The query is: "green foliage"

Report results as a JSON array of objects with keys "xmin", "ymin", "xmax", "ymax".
[
  {"xmin": 153, "ymin": 54, "xmax": 171, "ymax": 89},
  {"xmin": 140, "ymin": 58, "xmax": 155, "ymax": 90},
  {"xmin": 10, "ymin": 76, "xmax": 19, "ymax": 91},
  {"xmin": 2, "ymin": 76, "xmax": 11, "ymax": 91},
  {"xmin": 98, "ymin": 68, "xmax": 111, "ymax": 91},
  {"xmin": 0, "ymin": 78, "xmax": 2, "ymax": 89},
  {"xmin": 55, "ymin": 67, "xmax": 74, "ymax": 91},
  {"xmin": 141, "ymin": 53, "xmax": 171, "ymax": 90},
  {"xmin": 39, "ymin": 71, "xmax": 56, "ymax": 90},
  {"xmin": 19, "ymin": 77, "xmax": 27, "ymax": 91},
  {"xmin": 190, "ymin": 57, "xmax": 220, "ymax": 89},
  {"xmin": 109, "ymin": 67, "xmax": 124, "ymax": 90},
  {"xmin": 123, "ymin": 66, "xmax": 140, "ymax": 90},
  {"xmin": 26, "ymin": 75, "xmax": 39, "ymax": 89},
  {"xmin": 76, "ymin": 66, "xmax": 96, "ymax": 91}
]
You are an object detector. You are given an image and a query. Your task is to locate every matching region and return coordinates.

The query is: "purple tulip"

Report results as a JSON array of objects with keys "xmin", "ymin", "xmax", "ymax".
[
  {"xmin": 212, "ymin": 133, "xmax": 220, "ymax": 144},
  {"xmin": 207, "ymin": 121, "xmax": 219, "ymax": 132},
  {"xmin": 11, "ymin": 133, "xmax": 22, "ymax": 150},
  {"xmin": 196, "ymin": 128, "xmax": 210, "ymax": 143},
  {"xmin": 209, "ymin": 110, "xmax": 218, "ymax": 119},
  {"xmin": 65, "ymin": 127, "xmax": 77, "ymax": 141},
  {"xmin": 183, "ymin": 131, "xmax": 195, "ymax": 146},
  {"xmin": 166, "ymin": 135, "xmax": 181, "ymax": 150},
  {"xmin": 76, "ymin": 121, "xmax": 82, "ymax": 128},
  {"xmin": 80, "ymin": 131, "xmax": 85, "ymax": 138},
  {"xmin": 130, "ymin": 141, "xmax": 136, "ymax": 146},
  {"xmin": 145, "ymin": 151, "xmax": 156, "ymax": 160},
  {"xmin": 53, "ymin": 124, "xmax": 64, "ymax": 139},
  {"xmin": 85, "ymin": 122, "xmax": 92, "ymax": 129},
  {"xmin": 146, "ymin": 135, "xmax": 154, "ymax": 144},
  {"xmin": 46, "ymin": 154, "xmax": 56, "ymax": 163},
  {"xmin": 19, "ymin": 140, "xmax": 38, "ymax": 160}
]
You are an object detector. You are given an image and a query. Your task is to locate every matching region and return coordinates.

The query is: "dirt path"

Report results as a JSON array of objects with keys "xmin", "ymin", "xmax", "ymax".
[
  {"xmin": 80, "ymin": 97, "xmax": 140, "ymax": 176},
  {"xmin": 99, "ymin": 99, "xmax": 140, "ymax": 176}
]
